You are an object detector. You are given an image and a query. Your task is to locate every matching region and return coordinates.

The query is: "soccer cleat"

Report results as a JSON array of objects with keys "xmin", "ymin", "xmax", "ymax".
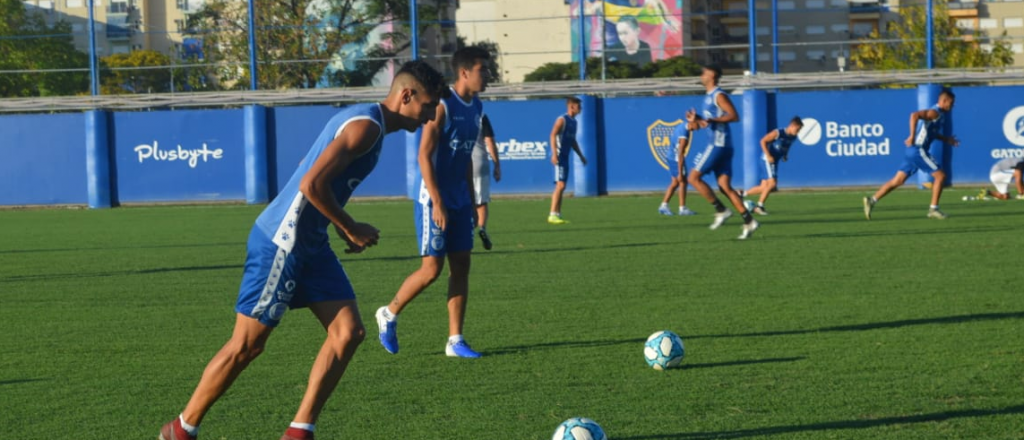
[
  {"xmin": 375, "ymin": 306, "xmax": 399, "ymax": 354},
  {"xmin": 478, "ymin": 229, "xmax": 493, "ymax": 250},
  {"xmin": 678, "ymin": 207, "xmax": 697, "ymax": 216},
  {"xmin": 742, "ymin": 200, "xmax": 755, "ymax": 212},
  {"xmin": 709, "ymin": 209, "xmax": 732, "ymax": 230},
  {"xmin": 753, "ymin": 205, "xmax": 769, "ymax": 216},
  {"xmin": 738, "ymin": 219, "xmax": 760, "ymax": 240},
  {"xmin": 1016, "ymin": 194, "xmax": 1024, "ymax": 200},
  {"xmin": 547, "ymin": 215, "xmax": 568, "ymax": 225},
  {"xmin": 863, "ymin": 197, "xmax": 875, "ymax": 220},
  {"xmin": 927, "ymin": 208, "xmax": 947, "ymax": 219},
  {"xmin": 280, "ymin": 428, "xmax": 315, "ymax": 440},
  {"xmin": 159, "ymin": 419, "xmax": 197, "ymax": 440},
  {"xmin": 446, "ymin": 340, "xmax": 482, "ymax": 358},
  {"xmin": 658, "ymin": 205, "xmax": 674, "ymax": 216},
  {"xmin": 978, "ymin": 188, "xmax": 988, "ymax": 199}
]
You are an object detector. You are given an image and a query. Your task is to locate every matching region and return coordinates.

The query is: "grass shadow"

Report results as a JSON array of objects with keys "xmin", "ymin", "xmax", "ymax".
[
  {"xmin": 485, "ymin": 337, "xmax": 647, "ymax": 356},
  {"xmin": 0, "ymin": 379, "xmax": 47, "ymax": 386},
  {"xmin": 681, "ymin": 357, "xmax": 804, "ymax": 370},
  {"xmin": 0, "ymin": 241, "xmax": 238, "ymax": 255},
  {"xmin": 0, "ymin": 264, "xmax": 241, "ymax": 283}
]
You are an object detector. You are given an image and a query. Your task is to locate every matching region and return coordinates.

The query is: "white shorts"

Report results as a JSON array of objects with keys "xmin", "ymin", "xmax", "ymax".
[
  {"xmin": 991, "ymin": 169, "xmax": 1014, "ymax": 194},
  {"xmin": 473, "ymin": 175, "xmax": 490, "ymax": 205}
]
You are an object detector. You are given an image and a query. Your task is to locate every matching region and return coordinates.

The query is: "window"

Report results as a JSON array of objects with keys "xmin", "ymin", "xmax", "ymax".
[
  {"xmin": 806, "ymin": 50, "xmax": 826, "ymax": 60},
  {"xmin": 831, "ymin": 24, "xmax": 849, "ymax": 33},
  {"xmin": 176, "ymin": 0, "xmax": 185, "ymax": 9},
  {"xmin": 728, "ymin": 25, "xmax": 748, "ymax": 36},
  {"xmin": 728, "ymin": 51, "xmax": 747, "ymax": 63},
  {"xmin": 112, "ymin": 45, "xmax": 129, "ymax": 54},
  {"xmin": 174, "ymin": 19, "xmax": 184, "ymax": 32},
  {"xmin": 757, "ymin": 52, "xmax": 771, "ymax": 61},
  {"xmin": 979, "ymin": 18, "xmax": 997, "ymax": 29},
  {"xmin": 830, "ymin": 0, "xmax": 846, "ymax": 5},
  {"xmin": 806, "ymin": 0, "xmax": 825, "ymax": 7},
  {"xmin": 1012, "ymin": 44, "xmax": 1024, "ymax": 54},
  {"xmin": 72, "ymin": 23, "xmax": 83, "ymax": 31},
  {"xmin": 66, "ymin": 0, "xmax": 82, "ymax": 7},
  {"xmin": 779, "ymin": 51, "xmax": 796, "ymax": 61},
  {"xmin": 806, "ymin": 25, "xmax": 825, "ymax": 34},
  {"xmin": 852, "ymin": 22, "xmax": 874, "ymax": 36},
  {"xmin": 756, "ymin": 26, "xmax": 769, "ymax": 36},
  {"xmin": 955, "ymin": 19, "xmax": 975, "ymax": 29},
  {"xmin": 778, "ymin": 25, "xmax": 796, "ymax": 34},
  {"xmin": 830, "ymin": 49, "xmax": 848, "ymax": 59},
  {"xmin": 778, "ymin": 1, "xmax": 795, "ymax": 9},
  {"xmin": 1004, "ymin": 18, "xmax": 1024, "ymax": 28}
]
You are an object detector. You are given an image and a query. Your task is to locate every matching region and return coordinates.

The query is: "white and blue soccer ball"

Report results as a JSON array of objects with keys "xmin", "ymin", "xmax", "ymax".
[
  {"xmin": 552, "ymin": 417, "xmax": 606, "ymax": 440},
  {"xmin": 644, "ymin": 330, "xmax": 685, "ymax": 370}
]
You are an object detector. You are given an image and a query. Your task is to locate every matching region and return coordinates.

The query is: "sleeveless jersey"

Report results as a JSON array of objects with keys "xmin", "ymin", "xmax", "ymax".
[
  {"xmin": 254, "ymin": 103, "xmax": 385, "ymax": 253},
  {"xmin": 420, "ymin": 87, "xmax": 483, "ymax": 209},
  {"xmin": 555, "ymin": 114, "xmax": 578, "ymax": 161},
  {"xmin": 912, "ymin": 104, "xmax": 947, "ymax": 148},
  {"xmin": 769, "ymin": 128, "xmax": 797, "ymax": 158},
  {"xmin": 701, "ymin": 87, "xmax": 732, "ymax": 149},
  {"xmin": 671, "ymin": 123, "xmax": 689, "ymax": 161}
]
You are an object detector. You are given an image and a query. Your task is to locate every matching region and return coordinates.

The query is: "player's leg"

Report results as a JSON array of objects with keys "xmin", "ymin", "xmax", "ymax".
[
  {"xmin": 988, "ymin": 169, "xmax": 1013, "ymax": 200},
  {"xmin": 549, "ymin": 163, "xmax": 570, "ymax": 224},
  {"xmin": 755, "ymin": 178, "xmax": 777, "ymax": 215},
  {"xmin": 1015, "ymin": 170, "xmax": 1024, "ymax": 198},
  {"xmin": 926, "ymin": 168, "xmax": 948, "ymax": 218},
  {"xmin": 659, "ymin": 177, "xmax": 679, "ymax": 215},
  {"xmin": 475, "ymin": 203, "xmax": 492, "ymax": 250},
  {"xmin": 872, "ymin": 171, "xmax": 909, "ymax": 201},
  {"xmin": 441, "ymin": 206, "xmax": 479, "ymax": 357},
  {"xmin": 678, "ymin": 175, "xmax": 695, "ymax": 215}
]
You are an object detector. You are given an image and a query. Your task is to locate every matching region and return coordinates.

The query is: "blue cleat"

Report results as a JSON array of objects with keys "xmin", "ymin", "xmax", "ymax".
[
  {"xmin": 375, "ymin": 306, "xmax": 399, "ymax": 354},
  {"xmin": 445, "ymin": 340, "xmax": 482, "ymax": 358}
]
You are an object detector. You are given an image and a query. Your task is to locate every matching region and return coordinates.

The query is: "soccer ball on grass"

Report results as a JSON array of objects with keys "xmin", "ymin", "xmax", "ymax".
[
  {"xmin": 644, "ymin": 330, "xmax": 685, "ymax": 370},
  {"xmin": 552, "ymin": 417, "xmax": 606, "ymax": 440}
]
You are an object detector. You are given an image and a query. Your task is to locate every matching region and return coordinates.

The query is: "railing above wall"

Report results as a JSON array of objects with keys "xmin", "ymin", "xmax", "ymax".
[{"xmin": 2, "ymin": 68, "xmax": 1022, "ymax": 113}]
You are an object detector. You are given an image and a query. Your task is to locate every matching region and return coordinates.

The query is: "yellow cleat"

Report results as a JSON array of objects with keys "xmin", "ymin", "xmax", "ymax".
[{"xmin": 547, "ymin": 215, "xmax": 569, "ymax": 225}]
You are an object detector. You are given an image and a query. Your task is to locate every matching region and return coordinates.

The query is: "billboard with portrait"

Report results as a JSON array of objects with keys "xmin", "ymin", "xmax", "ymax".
[{"xmin": 570, "ymin": 0, "xmax": 684, "ymax": 68}]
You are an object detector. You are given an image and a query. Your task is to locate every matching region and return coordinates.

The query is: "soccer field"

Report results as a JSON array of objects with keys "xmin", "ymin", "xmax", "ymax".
[{"xmin": 1, "ymin": 189, "xmax": 1022, "ymax": 440}]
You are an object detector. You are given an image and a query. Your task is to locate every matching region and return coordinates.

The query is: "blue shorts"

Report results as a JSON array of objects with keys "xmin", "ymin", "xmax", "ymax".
[
  {"xmin": 759, "ymin": 155, "xmax": 779, "ymax": 181},
  {"xmin": 898, "ymin": 146, "xmax": 940, "ymax": 176},
  {"xmin": 666, "ymin": 159, "xmax": 687, "ymax": 179},
  {"xmin": 691, "ymin": 145, "xmax": 733, "ymax": 177},
  {"xmin": 554, "ymin": 160, "xmax": 570, "ymax": 183},
  {"xmin": 416, "ymin": 201, "xmax": 474, "ymax": 257},
  {"xmin": 235, "ymin": 228, "xmax": 354, "ymax": 327}
]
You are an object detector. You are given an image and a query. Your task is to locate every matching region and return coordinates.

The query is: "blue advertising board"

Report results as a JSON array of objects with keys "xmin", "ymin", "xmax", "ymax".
[
  {"xmin": 0, "ymin": 113, "xmax": 88, "ymax": 205},
  {"xmin": 946, "ymin": 86, "xmax": 1024, "ymax": 183},
  {"xmin": 483, "ymin": 99, "xmax": 571, "ymax": 194},
  {"xmin": 111, "ymin": 109, "xmax": 246, "ymax": 203}
]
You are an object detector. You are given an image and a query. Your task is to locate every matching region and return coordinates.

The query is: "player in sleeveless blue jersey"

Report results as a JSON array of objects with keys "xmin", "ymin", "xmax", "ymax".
[
  {"xmin": 158, "ymin": 61, "xmax": 447, "ymax": 440},
  {"xmin": 685, "ymin": 65, "xmax": 759, "ymax": 239},
  {"xmin": 548, "ymin": 97, "xmax": 588, "ymax": 224},
  {"xmin": 863, "ymin": 89, "xmax": 959, "ymax": 220},
  {"xmin": 374, "ymin": 46, "xmax": 491, "ymax": 359},
  {"xmin": 741, "ymin": 117, "xmax": 804, "ymax": 215},
  {"xmin": 658, "ymin": 121, "xmax": 697, "ymax": 216}
]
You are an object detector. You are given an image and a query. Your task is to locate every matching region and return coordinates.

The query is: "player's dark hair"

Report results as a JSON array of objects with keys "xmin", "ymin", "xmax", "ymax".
[
  {"xmin": 451, "ymin": 46, "xmax": 491, "ymax": 75},
  {"xmin": 396, "ymin": 60, "xmax": 449, "ymax": 99},
  {"xmin": 702, "ymin": 64, "xmax": 723, "ymax": 83},
  {"xmin": 790, "ymin": 116, "xmax": 803, "ymax": 127},
  {"xmin": 617, "ymin": 15, "xmax": 640, "ymax": 31},
  {"xmin": 939, "ymin": 88, "xmax": 955, "ymax": 100},
  {"xmin": 567, "ymin": 97, "xmax": 582, "ymax": 106}
]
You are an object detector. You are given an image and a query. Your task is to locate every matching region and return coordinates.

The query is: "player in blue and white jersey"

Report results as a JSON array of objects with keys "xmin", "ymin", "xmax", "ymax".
[
  {"xmin": 658, "ymin": 121, "xmax": 697, "ymax": 216},
  {"xmin": 686, "ymin": 65, "xmax": 759, "ymax": 239},
  {"xmin": 864, "ymin": 89, "xmax": 959, "ymax": 220},
  {"xmin": 547, "ymin": 97, "xmax": 588, "ymax": 224},
  {"xmin": 374, "ymin": 46, "xmax": 491, "ymax": 359},
  {"xmin": 742, "ymin": 117, "xmax": 804, "ymax": 215},
  {"xmin": 984, "ymin": 156, "xmax": 1024, "ymax": 200},
  {"xmin": 157, "ymin": 61, "xmax": 446, "ymax": 440}
]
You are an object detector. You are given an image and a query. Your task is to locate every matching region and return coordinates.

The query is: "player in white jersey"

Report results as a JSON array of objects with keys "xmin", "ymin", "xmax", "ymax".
[
  {"xmin": 158, "ymin": 61, "xmax": 446, "ymax": 440},
  {"xmin": 548, "ymin": 97, "xmax": 587, "ymax": 224},
  {"xmin": 472, "ymin": 113, "xmax": 500, "ymax": 249},
  {"xmin": 864, "ymin": 89, "xmax": 959, "ymax": 220},
  {"xmin": 375, "ymin": 46, "xmax": 491, "ymax": 359},
  {"xmin": 984, "ymin": 156, "xmax": 1024, "ymax": 200}
]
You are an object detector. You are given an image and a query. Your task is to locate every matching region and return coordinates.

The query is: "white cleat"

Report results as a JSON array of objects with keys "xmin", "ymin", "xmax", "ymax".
[
  {"xmin": 738, "ymin": 219, "xmax": 760, "ymax": 240},
  {"xmin": 709, "ymin": 209, "xmax": 733, "ymax": 230},
  {"xmin": 927, "ymin": 208, "xmax": 947, "ymax": 219},
  {"xmin": 678, "ymin": 207, "xmax": 697, "ymax": 216}
]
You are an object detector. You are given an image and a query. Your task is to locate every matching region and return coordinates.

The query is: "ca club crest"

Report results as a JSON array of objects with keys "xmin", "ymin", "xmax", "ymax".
[{"xmin": 647, "ymin": 119, "xmax": 686, "ymax": 170}]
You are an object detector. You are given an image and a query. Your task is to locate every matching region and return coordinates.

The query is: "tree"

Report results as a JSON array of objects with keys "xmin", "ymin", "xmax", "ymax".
[
  {"xmin": 0, "ymin": 0, "xmax": 90, "ymax": 97},
  {"xmin": 523, "ymin": 56, "xmax": 699, "ymax": 82},
  {"xmin": 99, "ymin": 50, "xmax": 212, "ymax": 94},
  {"xmin": 852, "ymin": 0, "xmax": 1014, "ymax": 70}
]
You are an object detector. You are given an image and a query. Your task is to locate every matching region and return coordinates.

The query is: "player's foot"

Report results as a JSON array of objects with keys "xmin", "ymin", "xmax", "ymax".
[
  {"xmin": 445, "ymin": 340, "xmax": 482, "ymax": 358},
  {"xmin": 738, "ymin": 219, "xmax": 759, "ymax": 240},
  {"xmin": 978, "ymin": 188, "xmax": 988, "ymax": 199},
  {"xmin": 547, "ymin": 215, "xmax": 568, "ymax": 225},
  {"xmin": 862, "ymin": 197, "xmax": 875, "ymax": 220},
  {"xmin": 159, "ymin": 418, "xmax": 197, "ymax": 440},
  {"xmin": 478, "ymin": 229, "xmax": 493, "ymax": 250},
  {"xmin": 658, "ymin": 205, "xmax": 673, "ymax": 216},
  {"xmin": 709, "ymin": 209, "xmax": 732, "ymax": 230},
  {"xmin": 742, "ymin": 200, "xmax": 755, "ymax": 212},
  {"xmin": 280, "ymin": 428, "xmax": 314, "ymax": 440},
  {"xmin": 927, "ymin": 208, "xmax": 947, "ymax": 219},
  {"xmin": 753, "ymin": 205, "xmax": 769, "ymax": 216},
  {"xmin": 678, "ymin": 206, "xmax": 697, "ymax": 216},
  {"xmin": 375, "ymin": 306, "xmax": 399, "ymax": 354},
  {"xmin": 1016, "ymin": 194, "xmax": 1024, "ymax": 200}
]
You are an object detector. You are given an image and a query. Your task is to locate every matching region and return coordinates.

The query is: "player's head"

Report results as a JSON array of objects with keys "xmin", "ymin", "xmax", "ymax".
[
  {"xmin": 566, "ymin": 97, "xmax": 582, "ymax": 116},
  {"xmin": 616, "ymin": 15, "xmax": 641, "ymax": 49},
  {"xmin": 451, "ymin": 46, "xmax": 491, "ymax": 94},
  {"xmin": 785, "ymin": 116, "xmax": 804, "ymax": 135},
  {"xmin": 937, "ymin": 88, "xmax": 955, "ymax": 111},
  {"xmin": 390, "ymin": 60, "xmax": 447, "ymax": 131},
  {"xmin": 700, "ymin": 64, "xmax": 722, "ymax": 87}
]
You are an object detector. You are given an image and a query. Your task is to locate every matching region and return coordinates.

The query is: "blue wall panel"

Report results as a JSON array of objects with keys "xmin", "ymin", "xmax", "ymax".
[
  {"xmin": 945, "ymin": 86, "xmax": 1024, "ymax": 183},
  {"xmin": 112, "ymin": 109, "xmax": 246, "ymax": 202},
  {"xmin": 0, "ymin": 113, "xmax": 88, "ymax": 205},
  {"xmin": 484, "ymin": 99, "xmax": 569, "ymax": 194}
]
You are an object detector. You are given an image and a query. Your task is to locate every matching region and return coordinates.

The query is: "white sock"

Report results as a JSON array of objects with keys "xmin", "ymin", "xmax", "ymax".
[
  {"xmin": 381, "ymin": 307, "xmax": 396, "ymax": 321},
  {"xmin": 660, "ymin": 202, "xmax": 668, "ymax": 208},
  {"xmin": 549, "ymin": 211, "xmax": 558, "ymax": 216},
  {"xmin": 290, "ymin": 422, "xmax": 315, "ymax": 432},
  {"xmin": 930, "ymin": 205, "xmax": 939, "ymax": 210},
  {"xmin": 179, "ymin": 415, "xmax": 199, "ymax": 436},
  {"xmin": 448, "ymin": 334, "xmax": 464, "ymax": 344},
  {"xmin": 757, "ymin": 202, "xmax": 765, "ymax": 207}
]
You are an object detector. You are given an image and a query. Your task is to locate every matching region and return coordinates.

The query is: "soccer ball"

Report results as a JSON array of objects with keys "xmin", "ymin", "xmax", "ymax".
[
  {"xmin": 552, "ymin": 418, "xmax": 606, "ymax": 440},
  {"xmin": 644, "ymin": 330, "xmax": 685, "ymax": 370}
]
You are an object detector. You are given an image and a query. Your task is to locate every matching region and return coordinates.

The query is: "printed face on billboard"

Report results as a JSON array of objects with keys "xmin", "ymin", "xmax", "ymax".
[{"xmin": 571, "ymin": 0, "xmax": 684, "ymax": 68}]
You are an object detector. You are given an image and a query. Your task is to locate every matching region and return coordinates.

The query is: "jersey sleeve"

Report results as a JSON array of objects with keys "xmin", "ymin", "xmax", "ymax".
[{"xmin": 480, "ymin": 114, "xmax": 494, "ymax": 139}]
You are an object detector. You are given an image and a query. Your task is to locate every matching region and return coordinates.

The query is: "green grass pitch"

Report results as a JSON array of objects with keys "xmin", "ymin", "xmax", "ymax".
[{"xmin": 1, "ymin": 189, "xmax": 1022, "ymax": 439}]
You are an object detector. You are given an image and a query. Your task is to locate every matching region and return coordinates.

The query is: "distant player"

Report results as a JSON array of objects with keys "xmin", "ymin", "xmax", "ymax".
[
  {"xmin": 742, "ymin": 117, "xmax": 803, "ymax": 215},
  {"xmin": 658, "ymin": 120, "xmax": 697, "ymax": 216},
  {"xmin": 984, "ymin": 156, "xmax": 1024, "ymax": 200},
  {"xmin": 472, "ymin": 113, "xmax": 500, "ymax": 250},
  {"xmin": 548, "ymin": 97, "xmax": 588, "ymax": 224},
  {"xmin": 374, "ymin": 46, "xmax": 491, "ymax": 359},
  {"xmin": 863, "ymin": 89, "xmax": 959, "ymax": 220},
  {"xmin": 158, "ymin": 60, "xmax": 446, "ymax": 440},
  {"xmin": 686, "ymin": 64, "xmax": 759, "ymax": 239}
]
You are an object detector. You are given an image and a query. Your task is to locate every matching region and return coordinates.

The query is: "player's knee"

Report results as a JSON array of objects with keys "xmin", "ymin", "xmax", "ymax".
[
  {"xmin": 933, "ymin": 170, "xmax": 947, "ymax": 181},
  {"xmin": 224, "ymin": 338, "xmax": 266, "ymax": 365},
  {"xmin": 329, "ymin": 323, "xmax": 365, "ymax": 349}
]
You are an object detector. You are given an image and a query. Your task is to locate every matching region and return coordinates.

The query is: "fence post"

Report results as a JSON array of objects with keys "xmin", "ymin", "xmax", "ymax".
[
  {"xmin": 574, "ymin": 94, "xmax": 599, "ymax": 197},
  {"xmin": 742, "ymin": 89, "xmax": 768, "ymax": 191},
  {"xmin": 85, "ymin": 109, "xmax": 112, "ymax": 208},
  {"xmin": 244, "ymin": 104, "xmax": 269, "ymax": 204}
]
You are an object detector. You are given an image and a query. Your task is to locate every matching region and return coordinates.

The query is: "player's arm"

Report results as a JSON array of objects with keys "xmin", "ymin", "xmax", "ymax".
[
  {"xmin": 1015, "ymin": 168, "xmax": 1024, "ymax": 196},
  {"xmin": 485, "ymin": 136, "xmax": 501, "ymax": 182},
  {"xmin": 710, "ymin": 93, "xmax": 739, "ymax": 123},
  {"xmin": 299, "ymin": 120, "xmax": 381, "ymax": 253},
  {"xmin": 905, "ymin": 109, "xmax": 935, "ymax": 146},
  {"xmin": 550, "ymin": 117, "xmax": 564, "ymax": 165},
  {"xmin": 572, "ymin": 138, "xmax": 587, "ymax": 166},
  {"xmin": 676, "ymin": 136, "xmax": 687, "ymax": 178},
  {"xmin": 419, "ymin": 104, "xmax": 448, "ymax": 230},
  {"xmin": 760, "ymin": 130, "xmax": 778, "ymax": 163}
]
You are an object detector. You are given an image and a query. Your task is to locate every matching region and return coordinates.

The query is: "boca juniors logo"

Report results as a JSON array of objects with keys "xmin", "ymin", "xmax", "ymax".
[{"xmin": 647, "ymin": 119, "xmax": 686, "ymax": 170}]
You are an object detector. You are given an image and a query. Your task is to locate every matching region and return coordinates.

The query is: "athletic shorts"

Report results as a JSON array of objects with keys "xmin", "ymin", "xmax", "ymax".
[
  {"xmin": 554, "ymin": 160, "xmax": 570, "ymax": 183},
  {"xmin": 666, "ymin": 158, "xmax": 687, "ymax": 179},
  {"xmin": 898, "ymin": 146, "xmax": 940, "ymax": 176},
  {"xmin": 472, "ymin": 175, "xmax": 490, "ymax": 205},
  {"xmin": 990, "ymin": 168, "xmax": 1015, "ymax": 194},
  {"xmin": 691, "ymin": 144, "xmax": 734, "ymax": 178},
  {"xmin": 235, "ymin": 228, "xmax": 354, "ymax": 327},
  {"xmin": 416, "ymin": 201, "xmax": 474, "ymax": 257},
  {"xmin": 759, "ymin": 155, "xmax": 779, "ymax": 181}
]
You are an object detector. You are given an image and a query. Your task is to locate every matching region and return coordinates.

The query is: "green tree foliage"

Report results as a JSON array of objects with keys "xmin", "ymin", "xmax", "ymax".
[
  {"xmin": 99, "ymin": 50, "xmax": 210, "ymax": 94},
  {"xmin": 523, "ymin": 56, "xmax": 700, "ymax": 82},
  {"xmin": 852, "ymin": 0, "xmax": 1014, "ymax": 70},
  {"xmin": 0, "ymin": 0, "xmax": 89, "ymax": 97}
]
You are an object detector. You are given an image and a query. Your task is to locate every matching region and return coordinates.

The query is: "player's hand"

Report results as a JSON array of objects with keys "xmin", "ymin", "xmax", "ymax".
[
  {"xmin": 493, "ymin": 164, "xmax": 501, "ymax": 182},
  {"xmin": 551, "ymin": 156, "xmax": 558, "ymax": 165},
  {"xmin": 685, "ymin": 109, "xmax": 697, "ymax": 122},
  {"xmin": 581, "ymin": 156, "xmax": 588, "ymax": 166},
  {"xmin": 698, "ymin": 120, "xmax": 709, "ymax": 129},
  {"xmin": 334, "ymin": 223, "xmax": 380, "ymax": 253},
  {"xmin": 782, "ymin": 156, "xmax": 788, "ymax": 162},
  {"xmin": 904, "ymin": 136, "xmax": 913, "ymax": 146},
  {"xmin": 949, "ymin": 136, "xmax": 960, "ymax": 147},
  {"xmin": 432, "ymin": 203, "xmax": 448, "ymax": 231},
  {"xmin": 766, "ymin": 156, "xmax": 775, "ymax": 164}
]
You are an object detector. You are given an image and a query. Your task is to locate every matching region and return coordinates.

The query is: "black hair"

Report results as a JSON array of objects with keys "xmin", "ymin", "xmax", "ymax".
[
  {"xmin": 939, "ymin": 88, "xmax": 955, "ymax": 100},
  {"xmin": 790, "ymin": 116, "xmax": 803, "ymax": 126},
  {"xmin": 567, "ymin": 97, "xmax": 582, "ymax": 106},
  {"xmin": 702, "ymin": 64, "xmax": 723, "ymax": 83},
  {"xmin": 396, "ymin": 60, "xmax": 448, "ymax": 99},
  {"xmin": 617, "ymin": 15, "xmax": 639, "ymax": 31},
  {"xmin": 451, "ymin": 46, "xmax": 491, "ymax": 75}
]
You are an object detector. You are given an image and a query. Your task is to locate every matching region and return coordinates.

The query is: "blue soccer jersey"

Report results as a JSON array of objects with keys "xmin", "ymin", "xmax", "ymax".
[
  {"xmin": 419, "ymin": 87, "xmax": 483, "ymax": 210},
  {"xmin": 912, "ymin": 104, "xmax": 947, "ymax": 148},
  {"xmin": 555, "ymin": 114, "xmax": 578, "ymax": 162},
  {"xmin": 701, "ymin": 87, "xmax": 732, "ymax": 149},
  {"xmin": 668, "ymin": 123, "xmax": 689, "ymax": 177},
  {"xmin": 768, "ymin": 128, "xmax": 797, "ymax": 160}
]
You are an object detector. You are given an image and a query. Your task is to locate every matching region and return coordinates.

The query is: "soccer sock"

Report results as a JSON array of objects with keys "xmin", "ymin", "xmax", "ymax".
[
  {"xmin": 660, "ymin": 202, "xmax": 668, "ymax": 208},
  {"xmin": 448, "ymin": 334, "xmax": 465, "ymax": 344},
  {"xmin": 757, "ymin": 202, "xmax": 765, "ymax": 208},
  {"xmin": 930, "ymin": 205, "xmax": 939, "ymax": 210},
  {"xmin": 549, "ymin": 211, "xmax": 559, "ymax": 217},
  {"xmin": 869, "ymin": 196, "xmax": 877, "ymax": 204},
  {"xmin": 381, "ymin": 307, "xmax": 396, "ymax": 321},
  {"xmin": 712, "ymin": 199, "xmax": 726, "ymax": 213},
  {"xmin": 289, "ymin": 422, "xmax": 315, "ymax": 432},
  {"xmin": 179, "ymin": 415, "xmax": 199, "ymax": 436},
  {"xmin": 741, "ymin": 211, "xmax": 754, "ymax": 224}
]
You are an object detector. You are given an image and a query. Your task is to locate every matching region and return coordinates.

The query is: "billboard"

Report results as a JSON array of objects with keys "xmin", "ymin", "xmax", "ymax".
[{"xmin": 570, "ymin": 0, "xmax": 684, "ymax": 67}]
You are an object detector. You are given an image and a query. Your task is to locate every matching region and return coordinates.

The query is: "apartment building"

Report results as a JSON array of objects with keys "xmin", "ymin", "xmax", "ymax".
[
  {"xmin": 456, "ymin": 0, "xmax": 572, "ymax": 83},
  {"xmin": 941, "ymin": 0, "xmax": 1024, "ymax": 66}
]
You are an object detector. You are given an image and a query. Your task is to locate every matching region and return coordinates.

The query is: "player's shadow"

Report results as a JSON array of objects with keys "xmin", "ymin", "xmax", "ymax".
[
  {"xmin": 0, "ymin": 379, "xmax": 47, "ymax": 386},
  {"xmin": 679, "ymin": 356, "xmax": 804, "ymax": 370},
  {"xmin": 485, "ymin": 337, "xmax": 647, "ymax": 356},
  {"xmin": 0, "ymin": 241, "xmax": 238, "ymax": 255},
  {"xmin": 797, "ymin": 225, "xmax": 1016, "ymax": 239},
  {"xmin": 617, "ymin": 404, "xmax": 1024, "ymax": 439},
  {"xmin": 685, "ymin": 311, "xmax": 1024, "ymax": 340},
  {"xmin": 348, "ymin": 241, "xmax": 667, "ymax": 263},
  {"xmin": 0, "ymin": 264, "xmax": 240, "ymax": 283}
]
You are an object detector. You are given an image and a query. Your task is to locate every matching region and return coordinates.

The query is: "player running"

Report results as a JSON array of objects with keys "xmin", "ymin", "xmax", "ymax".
[
  {"xmin": 472, "ymin": 113, "xmax": 500, "ymax": 249},
  {"xmin": 741, "ymin": 117, "xmax": 803, "ymax": 215},
  {"xmin": 863, "ymin": 89, "xmax": 959, "ymax": 220},
  {"xmin": 158, "ymin": 60, "xmax": 446, "ymax": 440},
  {"xmin": 548, "ymin": 97, "xmax": 588, "ymax": 224},
  {"xmin": 658, "ymin": 120, "xmax": 697, "ymax": 216},
  {"xmin": 983, "ymin": 156, "xmax": 1024, "ymax": 200},
  {"xmin": 374, "ymin": 46, "xmax": 491, "ymax": 359}
]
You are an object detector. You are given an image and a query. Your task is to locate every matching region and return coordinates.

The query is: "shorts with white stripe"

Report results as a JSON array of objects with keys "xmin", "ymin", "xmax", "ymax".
[
  {"xmin": 692, "ymin": 145, "xmax": 733, "ymax": 178},
  {"xmin": 759, "ymin": 155, "xmax": 779, "ymax": 181},
  {"xmin": 415, "ymin": 200, "xmax": 474, "ymax": 257},
  {"xmin": 898, "ymin": 146, "xmax": 940, "ymax": 176}
]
